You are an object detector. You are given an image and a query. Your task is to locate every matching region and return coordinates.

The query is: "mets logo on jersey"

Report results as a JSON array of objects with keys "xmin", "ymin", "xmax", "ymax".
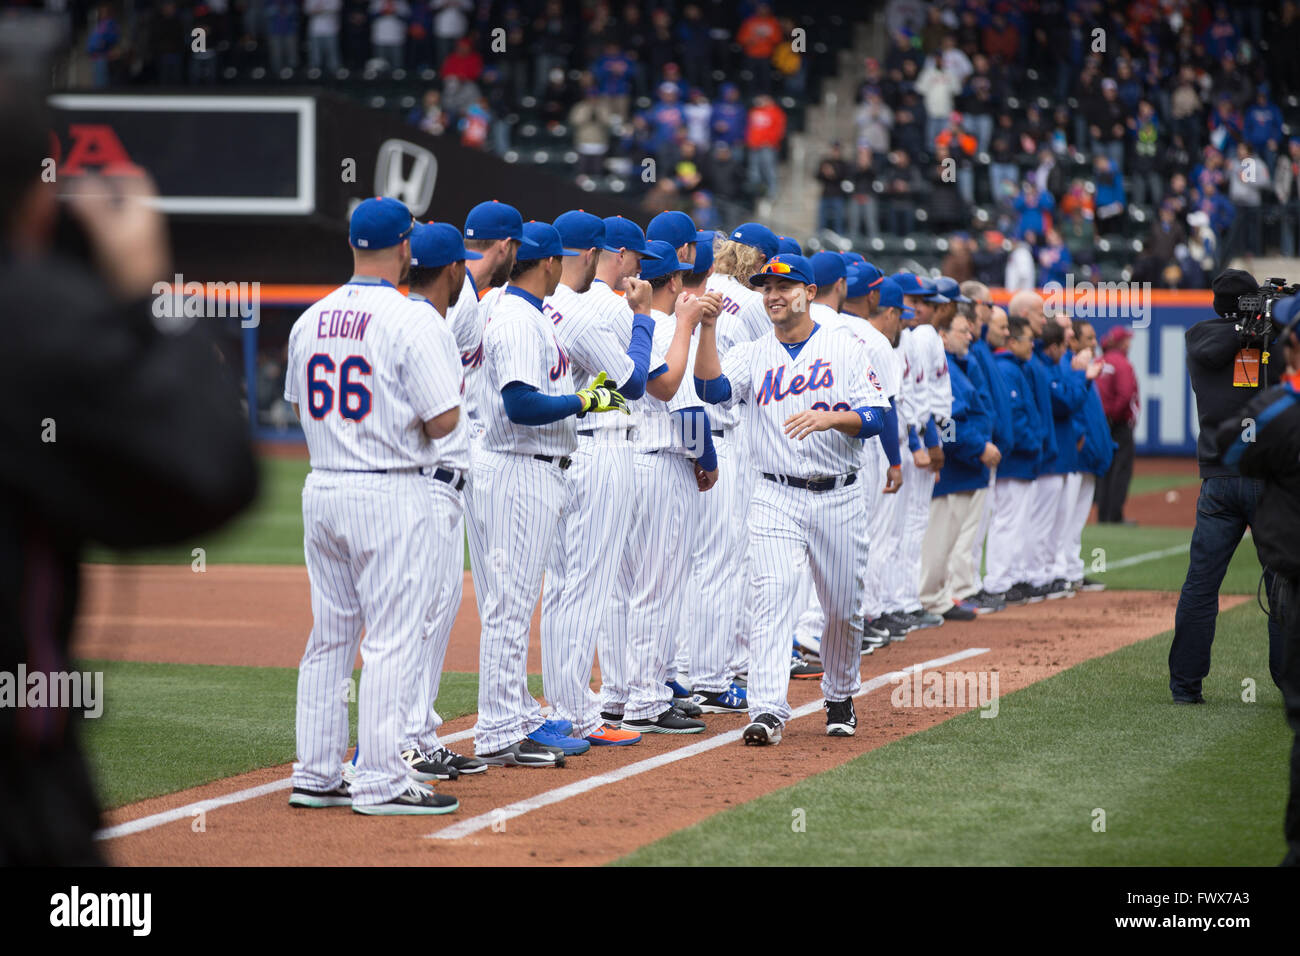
[
  {"xmin": 868, "ymin": 368, "xmax": 882, "ymax": 392},
  {"xmin": 461, "ymin": 343, "xmax": 484, "ymax": 370},
  {"xmin": 549, "ymin": 344, "xmax": 570, "ymax": 381},
  {"xmin": 756, "ymin": 359, "xmax": 834, "ymax": 405}
]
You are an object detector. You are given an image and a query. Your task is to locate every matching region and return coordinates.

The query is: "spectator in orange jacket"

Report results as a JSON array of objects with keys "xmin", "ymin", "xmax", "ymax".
[
  {"xmin": 746, "ymin": 93, "xmax": 787, "ymax": 198},
  {"xmin": 737, "ymin": 2, "xmax": 782, "ymax": 94},
  {"xmin": 440, "ymin": 37, "xmax": 483, "ymax": 82}
]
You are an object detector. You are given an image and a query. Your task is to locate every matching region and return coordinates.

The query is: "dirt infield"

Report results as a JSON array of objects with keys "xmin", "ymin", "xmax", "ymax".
[{"xmin": 83, "ymin": 570, "xmax": 1246, "ymax": 866}]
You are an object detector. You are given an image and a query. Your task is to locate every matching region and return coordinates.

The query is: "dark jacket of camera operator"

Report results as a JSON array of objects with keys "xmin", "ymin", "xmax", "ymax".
[
  {"xmin": 1215, "ymin": 373, "xmax": 1300, "ymax": 582},
  {"xmin": 1187, "ymin": 269, "xmax": 1273, "ymax": 478}
]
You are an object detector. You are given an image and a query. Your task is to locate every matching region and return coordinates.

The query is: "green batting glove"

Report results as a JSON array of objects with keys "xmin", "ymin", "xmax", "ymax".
[{"xmin": 575, "ymin": 371, "xmax": 631, "ymax": 416}]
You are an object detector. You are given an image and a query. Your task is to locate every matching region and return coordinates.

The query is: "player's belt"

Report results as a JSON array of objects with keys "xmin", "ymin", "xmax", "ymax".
[
  {"xmin": 761, "ymin": 471, "xmax": 858, "ymax": 492},
  {"xmin": 711, "ymin": 430, "xmax": 725, "ymax": 438},
  {"xmin": 576, "ymin": 427, "xmax": 633, "ymax": 440},
  {"xmin": 432, "ymin": 467, "xmax": 466, "ymax": 491},
  {"xmin": 533, "ymin": 454, "xmax": 574, "ymax": 470}
]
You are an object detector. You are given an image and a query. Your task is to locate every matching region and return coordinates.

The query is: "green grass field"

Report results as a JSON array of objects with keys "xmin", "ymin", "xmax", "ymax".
[
  {"xmin": 616, "ymin": 601, "xmax": 1290, "ymax": 866},
  {"xmin": 78, "ymin": 661, "xmax": 542, "ymax": 809}
]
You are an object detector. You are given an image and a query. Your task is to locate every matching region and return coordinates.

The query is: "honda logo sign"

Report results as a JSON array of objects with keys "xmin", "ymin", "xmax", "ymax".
[{"xmin": 374, "ymin": 139, "xmax": 437, "ymax": 217}]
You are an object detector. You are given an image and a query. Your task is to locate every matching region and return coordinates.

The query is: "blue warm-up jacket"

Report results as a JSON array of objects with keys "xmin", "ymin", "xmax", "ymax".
[
  {"xmin": 934, "ymin": 352, "xmax": 994, "ymax": 496},
  {"xmin": 1042, "ymin": 347, "xmax": 1088, "ymax": 475},
  {"xmin": 968, "ymin": 336, "xmax": 1011, "ymax": 453},
  {"xmin": 992, "ymin": 349, "xmax": 1046, "ymax": 481},
  {"xmin": 1026, "ymin": 344, "xmax": 1060, "ymax": 474}
]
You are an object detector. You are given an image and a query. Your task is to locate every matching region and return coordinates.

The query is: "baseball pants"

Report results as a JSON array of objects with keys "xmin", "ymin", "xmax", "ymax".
[
  {"xmin": 540, "ymin": 436, "xmax": 635, "ymax": 739},
  {"xmin": 293, "ymin": 471, "xmax": 434, "ymax": 806},
  {"xmin": 465, "ymin": 450, "xmax": 563, "ymax": 756},
  {"xmin": 919, "ymin": 487, "xmax": 986, "ymax": 615},
  {"xmin": 747, "ymin": 476, "xmax": 867, "ymax": 723},
  {"xmin": 983, "ymin": 476, "xmax": 1033, "ymax": 595},
  {"xmin": 890, "ymin": 454, "xmax": 936, "ymax": 612},
  {"xmin": 610, "ymin": 451, "xmax": 695, "ymax": 721},
  {"xmin": 404, "ymin": 478, "xmax": 467, "ymax": 752},
  {"xmin": 1055, "ymin": 471, "xmax": 1095, "ymax": 582},
  {"xmin": 725, "ymin": 430, "xmax": 758, "ymax": 679},
  {"xmin": 1027, "ymin": 474, "xmax": 1068, "ymax": 588},
  {"xmin": 959, "ymin": 471, "xmax": 996, "ymax": 600}
]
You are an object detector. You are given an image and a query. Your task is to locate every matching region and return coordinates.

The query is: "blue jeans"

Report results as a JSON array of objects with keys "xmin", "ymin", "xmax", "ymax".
[
  {"xmin": 1169, "ymin": 476, "xmax": 1284, "ymax": 700},
  {"xmin": 818, "ymin": 196, "xmax": 846, "ymax": 234}
]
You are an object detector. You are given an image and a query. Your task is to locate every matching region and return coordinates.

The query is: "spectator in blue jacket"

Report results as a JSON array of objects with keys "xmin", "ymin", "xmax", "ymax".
[
  {"xmin": 1244, "ymin": 85, "xmax": 1285, "ymax": 168},
  {"xmin": 1014, "ymin": 182, "xmax": 1055, "ymax": 239},
  {"xmin": 920, "ymin": 311, "xmax": 1001, "ymax": 622},
  {"xmin": 710, "ymin": 83, "xmax": 747, "ymax": 150},
  {"xmin": 985, "ymin": 315, "xmax": 1045, "ymax": 606}
]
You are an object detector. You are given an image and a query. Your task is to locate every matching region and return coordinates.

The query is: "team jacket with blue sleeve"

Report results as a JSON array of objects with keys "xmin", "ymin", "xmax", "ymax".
[
  {"xmin": 1042, "ymin": 348, "xmax": 1088, "ymax": 475},
  {"xmin": 1026, "ymin": 344, "xmax": 1059, "ymax": 475},
  {"xmin": 1076, "ymin": 377, "xmax": 1116, "ymax": 475},
  {"xmin": 934, "ymin": 352, "xmax": 994, "ymax": 496},
  {"xmin": 993, "ymin": 349, "xmax": 1046, "ymax": 480},
  {"xmin": 967, "ymin": 335, "xmax": 1011, "ymax": 452}
]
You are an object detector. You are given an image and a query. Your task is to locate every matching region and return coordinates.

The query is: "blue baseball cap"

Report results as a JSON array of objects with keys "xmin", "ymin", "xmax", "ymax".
[
  {"xmin": 553, "ymin": 210, "xmax": 621, "ymax": 252},
  {"xmin": 1274, "ymin": 292, "xmax": 1300, "ymax": 336},
  {"xmin": 464, "ymin": 200, "xmax": 537, "ymax": 245},
  {"xmin": 841, "ymin": 251, "xmax": 867, "ymax": 268},
  {"xmin": 844, "ymin": 267, "xmax": 873, "ymax": 299},
  {"xmin": 777, "ymin": 236, "xmax": 804, "ymax": 256},
  {"xmin": 516, "ymin": 221, "xmax": 581, "ymax": 261},
  {"xmin": 810, "ymin": 251, "xmax": 847, "ymax": 287},
  {"xmin": 647, "ymin": 210, "xmax": 712, "ymax": 248},
  {"xmin": 921, "ymin": 277, "xmax": 951, "ymax": 304},
  {"xmin": 934, "ymin": 276, "xmax": 971, "ymax": 303},
  {"xmin": 690, "ymin": 231, "xmax": 715, "ymax": 274},
  {"xmin": 728, "ymin": 222, "xmax": 780, "ymax": 260},
  {"xmin": 410, "ymin": 222, "xmax": 483, "ymax": 268},
  {"xmin": 639, "ymin": 240, "xmax": 689, "ymax": 280},
  {"xmin": 349, "ymin": 197, "xmax": 414, "ymax": 250},
  {"xmin": 853, "ymin": 261, "xmax": 884, "ymax": 291},
  {"xmin": 894, "ymin": 272, "xmax": 938, "ymax": 298},
  {"xmin": 602, "ymin": 216, "xmax": 661, "ymax": 258},
  {"xmin": 749, "ymin": 253, "xmax": 816, "ymax": 287},
  {"xmin": 876, "ymin": 276, "xmax": 913, "ymax": 316}
]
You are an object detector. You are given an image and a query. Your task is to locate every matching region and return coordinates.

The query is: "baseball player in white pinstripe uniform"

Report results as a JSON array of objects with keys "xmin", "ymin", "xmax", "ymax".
[
  {"xmin": 285, "ymin": 197, "xmax": 460, "ymax": 815},
  {"xmin": 465, "ymin": 220, "xmax": 631, "ymax": 767},
  {"xmin": 693, "ymin": 254, "xmax": 889, "ymax": 746},
  {"xmin": 538, "ymin": 211, "xmax": 660, "ymax": 746}
]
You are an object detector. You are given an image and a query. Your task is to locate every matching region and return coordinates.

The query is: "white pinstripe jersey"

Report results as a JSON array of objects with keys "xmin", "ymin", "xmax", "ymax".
[
  {"xmin": 911, "ymin": 322, "xmax": 953, "ymax": 421},
  {"xmin": 407, "ymin": 292, "xmax": 472, "ymax": 471},
  {"xmin": 477, "ymin": 285, "xmax": 578, "ymax": 456},
  {"xmin": 705, "ymin": 273, "xmax": 768, "ymax": 430},
  {"xmin": 718, "ymin": 321, "xmax": 889, "ymax": 478},
  {"xmin": 545, "ymin": 281, "xmax": 636, "ymax": 391},
  {"xmin": 637, "ymin": 309, "xmax": 701, "ymax": 455},
  {"xmin": 284, "ymin": 280, "xmax": 461, "ymax": 470}
]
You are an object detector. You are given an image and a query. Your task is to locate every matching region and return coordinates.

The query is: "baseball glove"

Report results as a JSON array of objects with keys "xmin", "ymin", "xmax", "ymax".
[{"xmin": 576, "ymin": 371, "xmax": 631, "ymax": 416}]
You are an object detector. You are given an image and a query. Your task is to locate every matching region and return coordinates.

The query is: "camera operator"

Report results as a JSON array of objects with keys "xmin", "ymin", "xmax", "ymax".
[
  {"xmin": 1214, "ymin": 298, "xmax": 1300, "ymax": 866},
  {"xmin": 0, "ymin": 70, "xmax": 257, "ymax": 863},
  {"xmin": 1169, "ymin": 268, "xmax": 1285, "ymax": 704}
]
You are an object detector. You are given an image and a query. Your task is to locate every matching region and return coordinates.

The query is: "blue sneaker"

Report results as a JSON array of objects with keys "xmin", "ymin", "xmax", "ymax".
[
  {"xmin": 527, "ymin": 726, "xmax": 590, "ymax": 756},
  {"xmin": 541, "ymin": 718, "xmax": 573, "ymax": 737},
  {"xmin": 729, "ymin": 681, "xmax": 747, "ymax": 700},
  {"xmin": 692, "ymin": 687, "xmax": 746, "ymax": 714},
  {"xmin": 665, "ymin": 679, "xmax": 693, "ymax": 699}
]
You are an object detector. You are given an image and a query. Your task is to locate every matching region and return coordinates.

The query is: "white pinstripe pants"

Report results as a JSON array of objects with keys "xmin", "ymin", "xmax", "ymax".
[
  {"xmin": 465, "ymin": 451, "xmax": 564, "ymax": 756},
  {"xmin": 293, "ymin": 471, "xmax": 434, "ymax": 805},
  {"xmin": 1027, "ymin": 473, "xmax": 1067, "ymax": 587},
  {"xmin": 889, "ymin": 454, "xmax": 936, "ymax": 612},
  {"xmin": 724, "ymin": 431, "xmax": 757, "ymax": 676},
  {"xmin": 1054, "ymin": 471, "xmax": 1095, "ymax": 581},
  {"xmin": 984, "ymin": 476, "xmax": 1032, "ymax": 594},
  {"xmin": 540, "ymin": 437, "xmax": 635, "ymax": 738},
  {"xmin": 404, "ymin": 479, "xmax": 466, "ymax": 752},
  {"xmin": 960, "ymin": 470, "xmax": 996, "ymax": 600},
  {"xmin": 747, "ymin": 477, "xmax": 867, "ymax": 723}
]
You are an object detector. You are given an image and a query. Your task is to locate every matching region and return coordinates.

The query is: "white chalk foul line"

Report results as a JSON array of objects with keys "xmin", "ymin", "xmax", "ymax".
[
  {"xmin": 1101, "ymin": 543, "xmax": 1190, "ymax": 571},
  {"xmin": 426, "ymin": 646, "xmax": 990, "ymax": 841},
  {"xmin": 96, "ymin": 778, "xmax": 291, "ymax": 841}
]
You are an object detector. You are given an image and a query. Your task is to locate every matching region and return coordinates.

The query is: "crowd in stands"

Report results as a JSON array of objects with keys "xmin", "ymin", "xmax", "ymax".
[{"xmin": 817, "ymin": 0, "xmax": 1300, "ymax": 288}]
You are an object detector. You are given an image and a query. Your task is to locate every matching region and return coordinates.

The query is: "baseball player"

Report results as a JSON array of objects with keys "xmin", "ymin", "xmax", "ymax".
[
  {"xmin": 538, "ymin": 210, "xmax": 659, "ymax": 746},
  {"xmin": 619, "ymin": 239, "xmax": 725, "ymax": 724},
  {"xmin": 985, "ymin": 314, "xmax": 1047, "ymax": 603},
  {"xmin": 465, "ymin": 220, "xmax": 630, "ymax": 767},
  {"xmin": 648, "ymin": 209, "xmax": 711, "ymax": 269},
  {"xmin": 777, "ymin": 236, "xmax": 804, "ymax": 256},
  {"xmin": 396, "ymin": 223, "xmax": 490, "ymax": 781},
  {"xmin": 693, "ymin": 253, "xmax": 890, "ymax": 745},
  {"xmin": 286, "ymin": 197, "xmax": 459, "ymax": 815}
]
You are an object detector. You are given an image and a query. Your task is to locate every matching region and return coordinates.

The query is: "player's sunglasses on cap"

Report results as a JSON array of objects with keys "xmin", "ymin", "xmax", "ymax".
[
  {"xmin": 464, "ymin": 199, "xmax": 539, "ymax": 246},
  {"xmin": 647, "ymin": 210, "xmax": 712, "ymax": 249},
  {"xmin": 810, "ymin": 250, "xmax": 847, "ymax": 287},
  {"xmin": 410, "ymin": 222, "xmax": 484, "ymax": 268},
  {"xmin": 749, "ymin": 254, "xmax": 815, "ymax": 286},
  {"xmin": 553, "ymin": 209, "xmax": 622, "ymax": 252},
  {"xmin": 728, "ymin": 222, "xmax": 780, "ymax": 260},
  {"xmin": 602, "ymin": 216, "xmax": 661, "ymax": 257},
  {"xmin": 349, "ymin": 196, "xmax": 415, "ymax": 249},
  {"xmin": 515, "ymin": 221, "xmax": 581, "ymax": 261},
  {"xmin": 639, "ymin": 239, "xmax": 688, "ymax": 280},
  {"xmin": 777, "ymin": 236, "xmax": 804, "ymax": 256},
  {"xmin": 934, "ymin": 276, "xmax": 971, "ymax": 303}
]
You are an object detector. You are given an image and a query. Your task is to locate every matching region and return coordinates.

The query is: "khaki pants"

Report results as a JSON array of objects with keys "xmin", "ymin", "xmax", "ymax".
[{"xmin": 919, "ymin": 487, "xmax": 987, "ymax": 614}]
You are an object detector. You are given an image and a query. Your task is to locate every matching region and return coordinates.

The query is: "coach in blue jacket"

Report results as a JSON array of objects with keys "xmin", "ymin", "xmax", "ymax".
[
  {"xmin": 984, "ymin": 315, "xmax": 1047, "ymax": 606},
  {"xmin": 1060, "ymin": 319, "xmax": 1114, "ymax": 591},
  {"xmin": 1017, "ymin": 320, "xmax": 1068, "ymax": 601},
  {"xmin": 919, "ymin": 309, "xmax": 1000, "ymax": 621},
  {"xmin": 1034, "ymin": 320, "xmax": 1090, "ymax": 598}
]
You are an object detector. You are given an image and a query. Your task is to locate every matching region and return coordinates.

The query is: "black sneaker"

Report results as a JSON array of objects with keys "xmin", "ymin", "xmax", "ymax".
[
  {"xmin": 824, "ymin": 698, "xmax": 857, "ymax": 737},
  {"xmin": 942, "ymin": 603, "xmax": 977, "ymax": 622},
  {"xmin": 692, "ymin": 688, "xmax": 747, "ymax": 714},
  {"xmin": 477, "ymin": 738, "xmax": 566, "ymax": 767},
  {"xmin": 878, "ymin": 612, "xmax": 912, "ymax": 638},
  {"xmin": 1046, "ymin": 578, "xmax": 1072, "ymax": 599},
  {"xmin": 907, "ymin": 609, "xmax": 945, "ymax": 629},
  {"xmin": 1002, "ymin": 586, "xmax": 1029, "ymax": 606},
  {"xmin": 600, "ymin": 710, "xmax": 625, "ymax": 725},
  {"xmin": 622, "ymin": 706, "xmax": 706, "ymax": 734},
  {"xmin": 675, "ymin": 695, "xmax": 705, "ymax": 717},
  {"xmin": 352, "ymin": 782, "xmax": 459, "ymax": 816},
  {"xmin": 863, "ymin": 619, "xmax": 891, "ymax": 640},
  {"xmin": 428, "ymin": 745, "xmax": 488, "ymax": 775},
  {"xmin": 402, "ymin": 746, "xmax": 458, "ymax": 781},
  {"xmin": 863, "ymin": 623, "xmax": 891, "ymax": 650},
  {"xmin": 289, "ymin": 783, "xmax": 352, "ymax": 808},
  {"xmin": 1078, "ymin": 576, "xmax": 1106, "ymax": 592},
  {"xmin": 1016, "ymin": 581, "xmax": 1047, "ymax": 603},
  {"xmin": 967, "ymin": 589, "xmax": 1007, "ymax": 614},
  {"xmin": 742, "ymin": 713, "xmax": 783, "ymax": 745}
]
